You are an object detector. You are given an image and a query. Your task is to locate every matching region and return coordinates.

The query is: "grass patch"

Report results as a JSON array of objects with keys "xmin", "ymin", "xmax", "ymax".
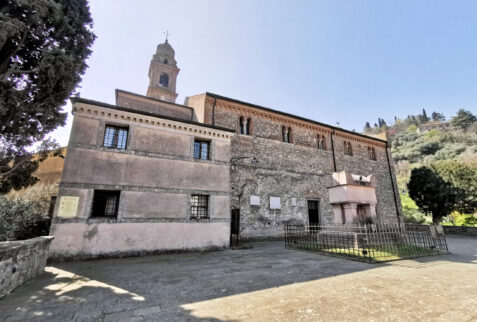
[{"xmin": 298, "ymin": 244, "xmax": 437, "ymax": 262}]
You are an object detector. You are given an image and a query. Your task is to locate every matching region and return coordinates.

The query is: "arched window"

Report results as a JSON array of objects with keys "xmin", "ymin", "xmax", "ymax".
[
  {"xmin": 163, "ymin": 59, "xmax": 168, "ymax": 64},
  {"xmin": 344, "ymin": 141, "xmax": 353, "ymax": 156},
  {"xmin": 282, "ymin": 126, "xmax": 292, "ymax": 143},
  {"xmin": 159, "ymin": 73, "xmax": 169, "ymax": 87},
  {"xmin": 368, "ymin": 147, "xmax": 376, "ymax": 160},
  {"xmin": 239, "ymin": 116, "xmax": 244, "ymax": 134},
  {"xmin": 317, "ymin": 134, "xmax": 326, "ymax": 150},
  {"xmin": 238, "ymin": 117, "xmax": 251, "ymax": 135},
  {"xmin": 282, "ymin": 126, "xmax": 287, "ymax": 142}
]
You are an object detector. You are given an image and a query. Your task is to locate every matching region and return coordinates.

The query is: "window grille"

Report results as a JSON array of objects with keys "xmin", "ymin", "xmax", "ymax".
[
  {"xmin": 104, "ymin": 126, "xmax": 128, "ymax": 149},
  {"xmin": 91, "ymin": 190, "xmax": 120, "ymax": 217},
  {"xmin": 193, "ymin": 140, "xmax": 210, "ymax": 160},
  {"xmin": 190, "ymin": 195, "xmax": 209, "ymax": 218}
]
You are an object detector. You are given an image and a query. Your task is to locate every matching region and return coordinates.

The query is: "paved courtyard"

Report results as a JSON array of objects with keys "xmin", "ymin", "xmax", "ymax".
[{"xmin": 1, "ymin": 236, "xmax": 476, "ymax": 321}]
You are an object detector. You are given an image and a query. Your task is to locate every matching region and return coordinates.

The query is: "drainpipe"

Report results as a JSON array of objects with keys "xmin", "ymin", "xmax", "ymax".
[
  {"xmin": 385, "ymin": 143, "xmax": 401, "ymax": 226},
  {"xmin": 211, "ymin": 97, "xmax": 217, "ymax": 126},
  {"xmin": 330, "ymin": 130, "xmax": 337, "ymax": 172}
]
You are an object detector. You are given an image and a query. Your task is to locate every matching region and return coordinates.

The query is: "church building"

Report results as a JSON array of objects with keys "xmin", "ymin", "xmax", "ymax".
[{"xmin": 49, "ymin": 39, "xmax": 402, "ymax": 259}]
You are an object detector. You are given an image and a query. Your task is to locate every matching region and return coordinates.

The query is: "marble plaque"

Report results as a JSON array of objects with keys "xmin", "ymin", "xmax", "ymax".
[
  {"xmin": 58, "ymin": 196, "xmax": 79, "ymax": 218},
  {"xmin": 250, "ymin": 195, "xmax": 260, "ymax": 206},
  {"xmin": 291, "ymin": 198, "xmax": 297, "ymax": 206},
  {"xmin": 269, "ymin": 197, "xmax": 281, "ymax": 209}
]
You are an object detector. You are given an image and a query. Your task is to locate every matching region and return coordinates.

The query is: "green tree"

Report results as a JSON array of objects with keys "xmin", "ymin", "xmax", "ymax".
[
  {"xmin": 450, "ymin": 109, "xmax": 476, "ymax": 131},
  {"xmin": 431, "ymin": 112, "xmax": 445, "ymax": 122},
  {"xmin": 418, "ymin": 109, "xmax": 429, "ymax": 124},
  {"xmin": 407, "ymin": 167, "xmax": 456, "ymax": 223},
  {"xmin": 431, "ymin": 160, "xmax": 477, "ymax": 215},
  {"xmin": 0, "ymin": 0, "xmax": 95, "ymax": 193},
  {"xmin": 364, "ymin": 121, "xmax": 371, "ymax": 132}
]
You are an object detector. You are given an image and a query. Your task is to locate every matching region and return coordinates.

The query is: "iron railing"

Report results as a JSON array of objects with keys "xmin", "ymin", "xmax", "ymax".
[{"xmin": 285, "ymin": 223, "xmax": 448, "ymax": 263}]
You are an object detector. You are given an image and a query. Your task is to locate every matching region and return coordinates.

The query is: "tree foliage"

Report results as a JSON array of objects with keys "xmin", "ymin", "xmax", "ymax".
[
  {"xmin": 450, "ymin": 109, "xmax": 476, "ymax": 131},
  {"xmin": 0, "ymin": 183, "xmax": 57, "ymax": 241},
  {"xmin": 431, "ymin": 112, "xmax": 445, "ymax": 122},
  {"xmin": 431, "ymin": 160, "xmax": 477, "ymax": 215},
  {"xmin": 0, "ymin": 0, "xmax": 95, "ymax": 193},
  {"xmin": 408, "ymin": 167, "xmax": 456, "ymax": 223}
]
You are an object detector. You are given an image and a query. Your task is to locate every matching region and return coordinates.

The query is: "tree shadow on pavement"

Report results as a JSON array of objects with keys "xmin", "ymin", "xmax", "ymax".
[{"xmin": 0, "ymin": 236, "xmax": 475, "ymax": 321}]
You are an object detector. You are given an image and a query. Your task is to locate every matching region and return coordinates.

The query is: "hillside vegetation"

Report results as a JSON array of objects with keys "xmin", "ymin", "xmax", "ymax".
[{"xmin": 363, "ymin": 109, "xmax": 477, "ymax": 225}]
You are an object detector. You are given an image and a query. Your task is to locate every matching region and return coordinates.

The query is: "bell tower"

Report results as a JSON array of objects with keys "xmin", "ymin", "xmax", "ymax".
[{"xmin": 146, "ymin": 37, "xmax": 179, "ymax": 103}]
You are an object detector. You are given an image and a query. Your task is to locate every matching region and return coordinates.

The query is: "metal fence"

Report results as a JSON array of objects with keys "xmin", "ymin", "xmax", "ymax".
[{"xmin": 285, "ymin": 224, "xmax": 448, "ymax": 263}]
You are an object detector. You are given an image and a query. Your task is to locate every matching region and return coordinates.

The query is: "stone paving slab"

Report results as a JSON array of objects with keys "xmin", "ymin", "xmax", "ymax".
[{"xmin": 0, "ymin": 236, "xmax": 476, "ymax": 321}]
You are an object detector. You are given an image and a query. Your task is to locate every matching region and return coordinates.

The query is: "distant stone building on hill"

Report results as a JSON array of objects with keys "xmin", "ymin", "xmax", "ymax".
[
  {"xmin": 418, "ymin": 121, "xmax": 450, "ymax": 133},
  {"xmin": 48, "ymin": 39, "xmax": 402, "ymax": 259}
]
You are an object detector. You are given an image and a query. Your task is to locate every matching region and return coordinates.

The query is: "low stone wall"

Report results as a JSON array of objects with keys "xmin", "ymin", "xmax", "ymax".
[
  {"xmin": 443, "ymin": 226, "xmax": 477, "ymax": 236},
  {"xmin": 0, "ymin": 236, "xmax": 54, "ymax": 298}
]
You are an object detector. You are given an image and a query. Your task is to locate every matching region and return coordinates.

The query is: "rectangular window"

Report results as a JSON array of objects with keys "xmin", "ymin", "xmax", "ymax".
[
  {"xmin": 190, "ymin": 195, "xmax": 209, "ymax": 218},
  {"xmin": 104, "ymin": 125, "xmax": 128, "ymax": 149},
  {"xmin": 91, "ymin": 190, "xmax": 120, "ymax": 218},
  {"xmin": 193, "ymin": 140, "xmax": 210, "ymax": 160}
]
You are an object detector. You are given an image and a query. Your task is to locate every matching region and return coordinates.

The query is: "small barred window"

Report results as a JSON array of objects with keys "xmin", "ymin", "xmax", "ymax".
[
  {"xmin": 193, "ymin": 140, "xmax": 210, "ymax": 160},
  {"xmin": 91, "ymin": 190, "xmax": 120, "ymax": 218},
  {"xmin": 103, "ymin": 126, "xmax": 128, "ymax": 149},
  {"xmin": 190, "ymin": 195, "xmax": 209, "ymax": 218}
]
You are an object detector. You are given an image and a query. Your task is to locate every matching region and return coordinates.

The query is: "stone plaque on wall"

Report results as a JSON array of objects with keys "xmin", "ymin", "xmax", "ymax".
[
  {"xmin": 250, "ymin": 195, "xmax": 260, "ymax": 206},
  {"xmin": 58, "ymin": 196, "xmax": 79, "ymax": 218},
  {"xmin": 291, "ymin": 198, "xmax": 297, "ymax": 206},
  {"xmin": 269, "ymin": 196, "xmax": 281, "ymax": 209}
]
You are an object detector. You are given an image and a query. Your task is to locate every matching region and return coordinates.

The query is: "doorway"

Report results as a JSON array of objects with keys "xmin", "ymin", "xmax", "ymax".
[
  {"xmin": 230, "ymin": 209, "xmax": 240, "ymax": 247},
  {"xmin": 307, "ymin": 200, "xmax": 320, "ymax": 227}
]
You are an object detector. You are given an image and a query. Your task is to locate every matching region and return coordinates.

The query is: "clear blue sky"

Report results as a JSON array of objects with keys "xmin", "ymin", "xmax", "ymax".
[{"xmin": 51, "ymin": 0, "xmax": 477, "ymax": 145}]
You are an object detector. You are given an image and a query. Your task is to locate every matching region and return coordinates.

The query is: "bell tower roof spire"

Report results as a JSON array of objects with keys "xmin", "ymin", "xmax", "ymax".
[{"xmin": 147, "ymin": 35, "xmax": 180, "ymax": 103}]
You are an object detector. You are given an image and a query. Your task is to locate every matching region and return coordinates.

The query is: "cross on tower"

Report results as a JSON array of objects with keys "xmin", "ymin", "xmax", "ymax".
[{"xmin": 164, "ymin": 30, "xmax": 171, "ymax": 42}]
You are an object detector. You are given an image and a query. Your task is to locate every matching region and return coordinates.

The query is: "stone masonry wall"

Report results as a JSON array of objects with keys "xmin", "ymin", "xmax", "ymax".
[
  {"xmin": 0, "ymin": 236, "xmax": 54, "ymax": 298},
  {"xmin": 333, "ymin": 135, "xmax": 401, "ymax": 224},
  {"xmin": 212, "ymin": 102, "xmax": 401, "ymax": 238}
]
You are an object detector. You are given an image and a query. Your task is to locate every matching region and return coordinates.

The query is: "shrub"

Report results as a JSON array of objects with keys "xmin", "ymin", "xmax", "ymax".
[
  {"xmin": 0, "ymin": 196, "xmax": 51, "ymax": 241},
  {"xmin": 0, "ymin": 184, "xmax": 57, "ymax": 241},
  {"xmin": 400, "ymin": 193, "xmax": 430, "ymax": 224},
  {"xmin": 443, "ymin": 212, "xmax": 477, "ymax": 227}
]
